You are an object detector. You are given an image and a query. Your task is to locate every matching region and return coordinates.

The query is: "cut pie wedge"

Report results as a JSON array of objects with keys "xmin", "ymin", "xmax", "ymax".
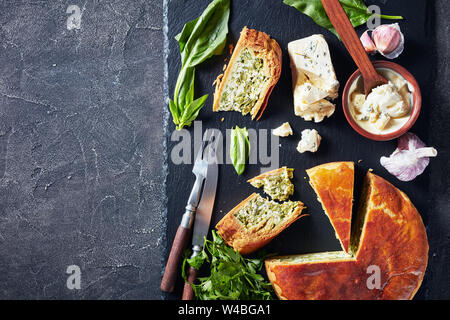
[
  {"xmin": 213, "ymin": 27, "xmax": 282, "ymax": 120},
  {"xmin": 216, "ymin": 193, "xmax": 305, "ymax": 255},
  {"xmin": 306, "ymin": 162, "xmax": 354, "ymax": 253},
  {"xmin": 265, "ymin": 171, "xmax": 429, "ymax": 300},
  {"xmin": 248, "ymin": 167, "xmax": 294, "ymax": 201}
]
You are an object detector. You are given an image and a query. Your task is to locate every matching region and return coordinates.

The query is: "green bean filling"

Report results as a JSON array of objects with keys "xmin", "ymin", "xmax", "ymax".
[
  {"xmin": 234, "ymin": 195, "xmax": 299, "ymax": 231},
  {"xmin": 219, "ymin": 48, "xmax": 268, "ymax": 115},
  {"xmin": 250, "ymin": 168, "xmax": 294, "ymax": 201}
]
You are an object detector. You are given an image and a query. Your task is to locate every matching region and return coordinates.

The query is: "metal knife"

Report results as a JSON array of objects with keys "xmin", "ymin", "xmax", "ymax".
[
  {"xmin": 182, "ymin": 130, "xmax": 220, "ymax": 300},
  {"xmin": 160, "ymin": 130, "xmax": 213, "ymax": 293}
]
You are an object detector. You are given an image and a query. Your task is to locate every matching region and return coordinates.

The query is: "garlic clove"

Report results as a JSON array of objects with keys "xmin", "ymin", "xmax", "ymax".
[
  {"xmin": 360, "ymin": 30, "xmax": 377, "ymax": 54},
  {"xmin": 372, "ymin": 23, "xmax": 404, "ymax": 59},
  {"xmin": 398, "ymin": 132, "xmax": 425, "ymax": 150},
  {"xmin": 380, "ymin": 150, "xmax": 429, "ymax": 182},
  {"xmin": 380, "ymin": 132, "xmax": 437, "ymax": 181}
]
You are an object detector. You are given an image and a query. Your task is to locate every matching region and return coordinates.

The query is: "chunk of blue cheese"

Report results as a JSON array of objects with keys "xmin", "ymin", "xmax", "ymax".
[
  {"xmin": 297, "ymin": 129, "xmax": 321, "ymax": 153},
  {"xmin": 288, "ymin": 35, "xmax": 339, "ymax": 122},
  {"xmin": 272, "ymin": 122, "xmax": 293, "ymax": 137}
]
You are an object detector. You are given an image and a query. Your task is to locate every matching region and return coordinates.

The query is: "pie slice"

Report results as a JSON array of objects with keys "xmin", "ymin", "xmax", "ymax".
[
  {"xmin": 216, "ymin": 193, "xmax": 305, "ymax": 255},
  {"xmin": 306, "ymin": 162, "xmax": 354, "ymax": 253},
  {"xmin": 213, "ymin": 27, "xmax": 282, "ymax": 120},
  {"xmin": 247, "ymin": 167, "xmax": 294, "ymax": 201},
  {"xmin": 265, "ymin": 172, "xmax": 428, "ymax": 300}
]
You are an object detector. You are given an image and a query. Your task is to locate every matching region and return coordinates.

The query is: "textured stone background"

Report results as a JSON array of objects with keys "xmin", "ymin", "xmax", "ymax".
[
  {"xmin": 0, "ymin": 0, "xmax": 448, "ymax": 300},
  {"xmin": 424, "ymin": 0, "xmax": 450, "ymax": 300},
  {"xmin": 0, "ymin": 1, "xmax": 165, "ymax": 299}
]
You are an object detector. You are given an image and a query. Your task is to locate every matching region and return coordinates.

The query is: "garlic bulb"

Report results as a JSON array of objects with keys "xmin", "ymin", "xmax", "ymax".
[
  {"xmin": 372, "ymin": 23, "xmax": 404, "ymax": 59},
  {"xmin": 380, "ymin": 133, "xmax": 437, "ymax": 181},
  {"xmin": 360, "ymin": 23, "xmax": 405, "ymax": 59},
  {"xmin": 360, "ymin": 30, "xmax": 377, "ymax": 54}
]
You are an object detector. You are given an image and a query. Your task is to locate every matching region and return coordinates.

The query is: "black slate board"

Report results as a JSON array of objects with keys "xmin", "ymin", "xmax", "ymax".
[{"xmin": 165, "ymin": 0, "xmax": 435, "ymax": 299}]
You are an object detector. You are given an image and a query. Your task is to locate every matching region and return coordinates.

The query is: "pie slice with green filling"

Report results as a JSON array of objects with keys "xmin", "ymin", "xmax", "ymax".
[
  {"xmin": 247, "ymin": 167, "xmax": 295, "ymax": 201},
  {"xmin": 216, "ymin": 193, "xmax": 305, "ymax": 255},
  {"xmin": 213, "ymin": 27, "xmax": 282, "ymax": 120}
]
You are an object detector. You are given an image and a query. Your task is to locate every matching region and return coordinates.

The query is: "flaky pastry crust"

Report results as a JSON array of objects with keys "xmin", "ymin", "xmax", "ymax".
[
  {"xmin": 265, "ymin": 172, "xmax": 428, "ymax": 300},
  {"xmin": 216, "ymin": 193, "xmax": 305, "ymax": 255},
  {"xmin": 212, "ymin": 27, "xmax": 282, "ymax": 120}
]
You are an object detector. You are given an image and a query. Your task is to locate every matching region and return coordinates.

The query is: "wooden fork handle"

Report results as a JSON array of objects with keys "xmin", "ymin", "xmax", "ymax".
[
  {"xmin": 320, "ymin": 0, "xmax": 384, "ymax": 89},
  {"xmin": 182, "ymin": 266, "xmax": 198, "ymax": 300}
]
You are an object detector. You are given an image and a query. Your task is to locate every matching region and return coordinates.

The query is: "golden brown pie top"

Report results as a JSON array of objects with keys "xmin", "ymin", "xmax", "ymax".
[
  {"xmin": 265, "ymin": 172, "xmax": 428, "ymax": 300},
  {"xmin": 306, "ymin": 162, "xmax": 354, "ymax": 253}
]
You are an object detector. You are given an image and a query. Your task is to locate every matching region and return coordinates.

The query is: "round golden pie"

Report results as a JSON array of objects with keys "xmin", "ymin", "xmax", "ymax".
[{"xmin": 265, "ymin": 166, "xmax": 428, "ymax": 300}]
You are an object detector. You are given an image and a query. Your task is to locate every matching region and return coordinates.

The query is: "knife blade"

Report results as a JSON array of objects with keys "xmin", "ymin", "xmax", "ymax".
[
  {"xmin": 160, "ymin": 130, "xmax": 212, "ymax": 293},
  {"xmin": 192, "ymin": 136, "xmax": 219, "ymax": 247},
  {"xmin": 182, "ymin": 130, "xmax": 220, "ymax": 300}
]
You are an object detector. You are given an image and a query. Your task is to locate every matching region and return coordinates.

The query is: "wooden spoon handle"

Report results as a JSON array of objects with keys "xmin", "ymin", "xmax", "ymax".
[
  {"xmin": 182, "ymin": 266, "xmax": 198, "ymax": 300},
  {"xmin": 320, "ymin": 0, "xmax": 375, "ymax": 77},
  {"xmin": 320, "ymin": 0, "xmax": 386, "ymax": 93}
]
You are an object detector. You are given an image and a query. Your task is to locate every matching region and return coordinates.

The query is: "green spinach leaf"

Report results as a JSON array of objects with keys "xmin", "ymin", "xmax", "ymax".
[
  {"xmin": 284, "ymin": 0, "xmax": 402, "ymax": 37},
  {"xmin": 230, "ymin": 126, "xmax": 250, "ymax": 175},
  {"xmin": 170, "ymin": 0, "xmax": 230, "ymax": 130}
]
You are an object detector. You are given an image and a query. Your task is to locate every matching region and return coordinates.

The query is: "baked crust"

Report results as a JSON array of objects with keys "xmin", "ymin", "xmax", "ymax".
[
  {"xmin": 265, "ymin": 172, "xmax": 429, "ymax": 300},
  {"xmin": 247, "ymin": 167, "xmax": 290, "ymax": 184},
  {"xmin": 212, "ymin": 26, "xmax": 282, "ymax": 120},
  {"xmin": 215, "ymin": 193, "xmax": 306, "ymax": 255},
  {"xmin": 306, "ymin": 162, "xmax": 354, "ymax": 252}
]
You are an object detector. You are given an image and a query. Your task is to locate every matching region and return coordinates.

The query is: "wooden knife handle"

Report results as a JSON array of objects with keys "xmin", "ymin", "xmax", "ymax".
[
  {"xmin": 160, "ymin": 224, "xmax": 191, "ymax": 292},
  {"xmin": 182, "ymin": 266, "xmax": 198, "ymax": 300},
  {"xmin": 320, "ymin": 0, "xmax": 379, "ymax": 81}
]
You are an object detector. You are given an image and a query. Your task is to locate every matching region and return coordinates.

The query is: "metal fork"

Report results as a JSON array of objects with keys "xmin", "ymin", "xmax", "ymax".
[{"xmin": 160, "ymin": 129, "xmax": 214, "ymax": 293}]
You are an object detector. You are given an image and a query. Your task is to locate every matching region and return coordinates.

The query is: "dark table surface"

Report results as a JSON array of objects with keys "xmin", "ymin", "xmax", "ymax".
[{"xmin": 0, "ymin": 0, "xmax": 448, "ymax": 300}]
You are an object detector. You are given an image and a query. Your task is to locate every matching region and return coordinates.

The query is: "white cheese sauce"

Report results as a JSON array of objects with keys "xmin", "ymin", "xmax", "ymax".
[{"xmin": 348, "ymin": 68, "xmax": 414, "ymax": 135}]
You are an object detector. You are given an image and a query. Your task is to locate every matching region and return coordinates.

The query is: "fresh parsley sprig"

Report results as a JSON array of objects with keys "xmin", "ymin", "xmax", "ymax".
[{"xmin": 182, "ymin": 230, "xmax": 276, "ymax": 300}]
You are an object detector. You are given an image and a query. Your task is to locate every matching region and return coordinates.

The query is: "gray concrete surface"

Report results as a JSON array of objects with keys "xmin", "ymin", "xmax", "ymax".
[
  {"xmin": 0, "ymin": 1, "xmax": 165, "ymax": 299},
  {"xmin": 0, "ymin": 0, "xmax": 447, "ymax": 300}
]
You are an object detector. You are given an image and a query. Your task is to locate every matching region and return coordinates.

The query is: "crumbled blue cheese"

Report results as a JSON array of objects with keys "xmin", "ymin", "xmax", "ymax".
[
  {"xmin": 288, "ymin": 35, "xmax": 339, "ymax": 123},
  {"xmin": 297, "ymin": 129, "xmax": 321, "ymax": 153},
  {"xmin": 363, "ymin": 82, "xmax": 409, "ymax": 117},
  {"xmin": 272, "ymin": 122, "xmax": 293, "ymax": 137},
  {"xmin": 295, "ymin": 99, "xmax": 335, "ymax": 123},
  {"xmin": 350, "ymin": 92, "xmax": 366, "ymax": 111},
  {"xmin": 349, "ymin": 68, "xmax": 413, "ymax": 134},
  {"xmin": 353, "ymin": 82, "xmax": 410, "ymax": 131},
  {"xmin": 294, "ymin": 83, "xmax": 329, "ymax": 105}
]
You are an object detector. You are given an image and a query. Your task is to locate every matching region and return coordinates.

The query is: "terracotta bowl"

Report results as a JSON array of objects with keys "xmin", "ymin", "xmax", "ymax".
[{"xmin": 342, "ymin": 60, "xmax": 422, "ymax": 141}]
